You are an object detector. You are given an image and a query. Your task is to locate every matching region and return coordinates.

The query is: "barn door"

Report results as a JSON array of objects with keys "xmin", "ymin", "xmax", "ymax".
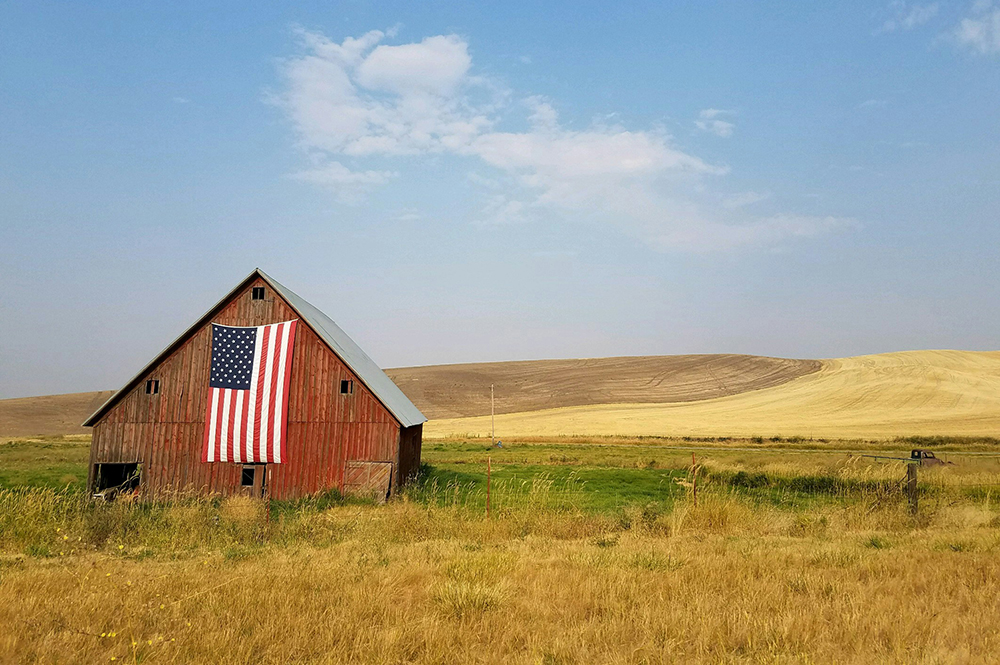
[{"xmin": 344, "ymin": 461, "xmax": 393, "ymax": 502}]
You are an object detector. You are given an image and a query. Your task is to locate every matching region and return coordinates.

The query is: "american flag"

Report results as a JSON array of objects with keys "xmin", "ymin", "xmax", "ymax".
[{"xmin": 202, "ymin": 320, "xmax": 298, "ymax": 464}]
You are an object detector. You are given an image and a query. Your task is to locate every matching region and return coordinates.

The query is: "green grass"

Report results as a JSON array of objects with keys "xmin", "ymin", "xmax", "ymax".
[
  {"xmin": 0, "ymin": 439, "xmax": 89, "ymax": 490},
  {"xmin": 4, "ymin": 436, "xmax": 998, "ymax": 514},
  {"xmin": 417, "ymin": 463, "xmax": 687, "ymax": 512}
]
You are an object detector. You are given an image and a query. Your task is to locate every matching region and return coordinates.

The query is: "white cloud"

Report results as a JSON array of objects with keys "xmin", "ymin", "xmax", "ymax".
[
  {"xmin": 952, "ymin": 1, "xmax": 1000, "ymax": 53},
  {"xmin": 475, "ymin": 194, "xmax": 531, "ymax": 226},
  {"xmin": 356, "ymin": 35, "xmax": 471, "ymax": 96},
  {"xmin": 290, "ymin": 161, "xmax": 396, "ymax": 204},
  {"xmin": 276, "ymin": 30, "xmax": 855, "ymax": 251},
  {"xmin": 878, "ymin": 2, "xmax": 940, "ymax": 33},
  {"xmin": 695, "ymin": 109, "xmax": 736, "ymax": 138}
]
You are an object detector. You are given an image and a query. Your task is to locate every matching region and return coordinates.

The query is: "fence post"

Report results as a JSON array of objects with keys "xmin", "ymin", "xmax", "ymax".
[
  {"xmin": 906, "ymin": 463, "xmax": 918, "ymax": 515},
  {"xmin": 692, "ymin": 452, "xmax": 698, "ymax": 508},
  {"xmin": 486, "ymin": 456, "xmax": 491, "ymax": 519}
]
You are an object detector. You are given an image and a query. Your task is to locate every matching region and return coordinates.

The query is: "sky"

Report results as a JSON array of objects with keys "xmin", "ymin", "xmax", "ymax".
[{"xmin": 1, "ymin": 1, "xmax": 999, "ymax": 399}]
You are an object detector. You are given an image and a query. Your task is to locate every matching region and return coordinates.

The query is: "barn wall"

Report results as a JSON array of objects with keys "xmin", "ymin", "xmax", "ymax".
[{"xmin": 88, "ymin": 277, "xmax": 405, "ymax": 499}]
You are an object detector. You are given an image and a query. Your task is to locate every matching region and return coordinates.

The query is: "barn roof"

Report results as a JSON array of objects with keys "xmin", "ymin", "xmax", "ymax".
[{"xmin": 83, "ymin": 268, "xmax": 426, "ymax": 428}]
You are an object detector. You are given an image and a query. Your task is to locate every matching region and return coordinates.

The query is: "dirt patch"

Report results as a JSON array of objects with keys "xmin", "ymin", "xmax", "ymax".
[{"xmin": 386, "ymin": 354, "xmax": 820, "ymax": 419}]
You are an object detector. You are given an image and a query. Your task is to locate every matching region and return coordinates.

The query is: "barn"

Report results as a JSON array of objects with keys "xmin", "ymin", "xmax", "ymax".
[{"xmin": 83, "ymin": 268, "xmax": 425, "ymax": 500}]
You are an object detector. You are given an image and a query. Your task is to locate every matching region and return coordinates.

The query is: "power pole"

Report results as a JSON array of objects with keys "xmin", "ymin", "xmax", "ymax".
[{"xmin": 490, "ymin": 383, "xmax": 495, "ymax": 446}]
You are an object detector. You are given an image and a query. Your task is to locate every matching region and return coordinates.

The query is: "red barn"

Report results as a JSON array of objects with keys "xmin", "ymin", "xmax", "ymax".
[{"xmin": 83, "ymin": 269, "xmax": 425, "ymax": 500}]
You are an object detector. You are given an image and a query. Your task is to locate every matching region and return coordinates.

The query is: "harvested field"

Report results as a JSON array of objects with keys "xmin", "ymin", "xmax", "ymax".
[
  {"xmin": 0, "ymin": 391, "xmax": 113, "ymax": 438},
  {"xmin": 427, "ymin": 350, "xmax": 1000, "ymax": 440},
  {"xmin": 386, "ymin": 354, "xmax": 819, "ymax": 419}
]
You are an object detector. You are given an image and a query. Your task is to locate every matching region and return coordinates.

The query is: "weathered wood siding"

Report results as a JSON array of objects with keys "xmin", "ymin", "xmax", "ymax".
[{"xmin": 88, "ymin": 277, "xmax": 405, "ymax": 499}]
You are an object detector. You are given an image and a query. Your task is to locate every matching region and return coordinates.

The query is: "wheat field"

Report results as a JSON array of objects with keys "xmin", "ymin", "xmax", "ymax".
[{"xmin": 427, "ymin": 350, "xmax": 1000, "ymax": 440}]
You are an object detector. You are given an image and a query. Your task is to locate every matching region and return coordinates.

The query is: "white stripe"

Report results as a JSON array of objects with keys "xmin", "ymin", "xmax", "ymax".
[
  {"xmin": 219, "ymin": 390, "xmax": 232, "ymax": 462},
  {"xmin": 245, "ymin": 326, "xmax": 264, "ymax": 463},
  {"xmin": 271, "ymin": 322, "xmax": 291, "ymax": 463},
  {"xmin": 207, "ymin": 388, "xmax": 219, "ymax": 463},
  {"xmin": 258, "ymin": 323, "xmax": 278, "ymax": 461},
  {"xmin": 232, "ymin": 390, "xmax": 244, "ymax": 464}
]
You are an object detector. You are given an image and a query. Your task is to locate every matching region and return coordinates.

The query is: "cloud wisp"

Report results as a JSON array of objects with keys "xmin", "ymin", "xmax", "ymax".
[
  {"xmin": 952, "ymin": 1, "xmax": 1000, "ymax": 54},
  {"xmin": 274, "ymin": 29, "xmax": 855, "ymax": 251},
  {"xmin": 694, "ymin": 108, "xmax": 736, "ymax": 138},
  {"xmin": 877, "ymin": 2, "xmax": 940, "ymax": 34}
]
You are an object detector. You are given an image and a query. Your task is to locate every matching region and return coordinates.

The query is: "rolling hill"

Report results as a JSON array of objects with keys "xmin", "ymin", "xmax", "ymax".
[
  {"xmin": 426, "ymin": 350, "xmax": 1000, "ymax": 440},
  {"xmin": 3, "ymin": 351, "xmax": 998, "ymax": 440},
  {"xmin": 386, "ymin": 354, "xmax": 819, "ymax": 419},
  {"xmin": 0, "ymin": 391, "xmax": 115, "ymax": 438}
]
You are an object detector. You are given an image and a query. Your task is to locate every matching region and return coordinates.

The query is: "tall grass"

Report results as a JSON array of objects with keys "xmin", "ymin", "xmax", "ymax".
[{"xmin": 2, "ymin": 457, "xmax": 1000, "ymax": 663}]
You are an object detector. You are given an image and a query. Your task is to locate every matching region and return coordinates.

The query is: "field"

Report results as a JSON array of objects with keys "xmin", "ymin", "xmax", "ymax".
[
  {"xmin": 4, "ymin": 349, "xmax": 1000, "ymax": 662},
  {"xmin": 8, "ymin": 351, "xmax": 998, "ymax": 443},
  {"xmin": 2, "ymin": 435, "xmax": 1000, "ymax": 663},
  {"xmin": 0, "ymin": 391, "xmax": 114, "ymax": 438},
  {"xmin": 386, "ymin": 354, "xmax": 819, "ymax": 419},
  {"xmin": 428, "ymin": 350, "xmax": 1000, "ymax": 439},
  {"xmin": 0, "ymin": 354, "xmax": 815, "ymax": 437}
]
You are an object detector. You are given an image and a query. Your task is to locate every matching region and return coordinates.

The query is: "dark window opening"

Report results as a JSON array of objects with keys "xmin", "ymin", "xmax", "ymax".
[
  {"xmin": 241, "ymin": 466, "xmax": 256, "ymax": 487},
  {"xmin": 94, "ymin": 463, "xmax": 141, "ymax": 499},
  {"xmin": 145, "ymin": 379, "xmax": 159, "ymax": 395},
  {"xmin": 251, "ymin": 286, "xmax": 266, "ymax": 300},
  {"xmin": 340, "ymin": 379, "xmax": 354, "ymax": 395}
]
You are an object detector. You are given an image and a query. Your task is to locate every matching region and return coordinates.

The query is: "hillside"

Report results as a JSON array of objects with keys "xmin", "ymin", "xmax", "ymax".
[
  {"xmin": 8, "ymin": 351, "xmax": 999, "ymax": 441},
  {"xmin": 426, "ymin": 350, "xmax": 1000, "ymax": 439},
  {"xmin": 0, "ymin": 354, "xmax": 817, "ymax": 438},
  {"xmin": 0, "ymin": 391, "xmax": 114, "ymax": 438},
  {"xmin": 385, "ymin": 354, "xmax": 819, "ymax": 419}
]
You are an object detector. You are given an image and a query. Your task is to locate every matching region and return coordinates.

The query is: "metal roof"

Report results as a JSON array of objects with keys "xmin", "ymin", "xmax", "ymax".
[{"xmin": 83, "ymin": 268, "xmax": 426, "ymax": 428}]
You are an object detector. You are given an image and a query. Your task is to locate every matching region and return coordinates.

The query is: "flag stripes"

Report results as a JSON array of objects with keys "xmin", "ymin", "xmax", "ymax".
[{"xmin": 202, "ymin": 320, "xmax": 297, "ymax": 464}]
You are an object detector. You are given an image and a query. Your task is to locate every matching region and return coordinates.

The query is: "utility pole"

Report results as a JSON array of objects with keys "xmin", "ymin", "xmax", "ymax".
[{"xmin": 490, "ymin": 383, "xmax": 495, "ymax": 446}]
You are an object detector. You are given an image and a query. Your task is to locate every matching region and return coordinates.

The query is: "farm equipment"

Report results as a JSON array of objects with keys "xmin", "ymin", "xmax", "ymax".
[{"xmin": 859, "ymin": 449, "xmax": 952, "ymax": 466}]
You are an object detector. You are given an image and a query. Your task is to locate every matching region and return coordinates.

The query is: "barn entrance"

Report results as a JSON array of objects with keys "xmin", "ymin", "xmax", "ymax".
[
  {"xmin": 93, "ymin": 463, "xmax": 141, "ymax": 499},
  {"xmin": 240, "ymin": 464, "xmax": 268, "ymax": 498}
]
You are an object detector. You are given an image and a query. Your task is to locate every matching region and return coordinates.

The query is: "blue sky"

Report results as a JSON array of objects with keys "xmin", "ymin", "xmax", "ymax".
[{"xmin": 1, "ymin": 1, "xmax": 998, "ymax": 398}]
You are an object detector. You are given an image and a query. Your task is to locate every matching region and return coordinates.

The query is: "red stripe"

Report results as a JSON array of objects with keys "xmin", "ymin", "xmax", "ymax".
[
  {"xmin": 202, "ymin": 387, "xmax": 217, "ymax": 463},
  {"xmin": 265, "ymin": 323, "xmax": 284, "ymax": 463},
  {"xmin": 252, "ymin": 325, "xmax": 270, "ymax": 464},
  {"xmin": 213, "ymin": 387, "xmax": 226, "ymax": 462},
  {"xmin": 279, "ymin": 320, "xmax": 297, "ymax": 464}
]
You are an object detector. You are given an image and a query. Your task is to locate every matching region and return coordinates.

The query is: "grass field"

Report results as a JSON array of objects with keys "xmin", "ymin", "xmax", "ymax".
[
  {"xmin": 428, "ymin": 350, "xmax": 1000, "ymax": 439},
  {"xmin": 2, "ymin": 435, "xmax": 1000, "ymax": 663}
]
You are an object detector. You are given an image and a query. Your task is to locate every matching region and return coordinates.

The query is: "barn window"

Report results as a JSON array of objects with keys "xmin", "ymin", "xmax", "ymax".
[
  {"xmin": 241, "ymin": 466, "xmax": 256, "ymax": 487},
  {"xmin": 251, "ymin": 286, "xmax": 265, "ymax": 300},
  {"xmin": 145, "ymin": 379, "xmax": 159, "ymax": 395},
  {"xmin": 340, "ymin": 379, "xmax": 354, "ymax": 395}
]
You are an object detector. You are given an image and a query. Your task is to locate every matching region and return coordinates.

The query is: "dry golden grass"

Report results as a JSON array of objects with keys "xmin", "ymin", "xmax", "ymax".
[
  {"xmin": 2, "ymin": 485, "xmax": 1000, "ymax": 664},
  {"xmin": 428, "ymin": 350, "xmax": 1000, "ymax": 439},
  {"xmin": 0, "ymin": 391, "xmax": 113, "ymax": 438}
]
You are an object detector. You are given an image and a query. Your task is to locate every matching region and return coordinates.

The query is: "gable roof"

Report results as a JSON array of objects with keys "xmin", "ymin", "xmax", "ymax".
[{"xmin": 83, "ymin": 269, "xmax": 426, "ymax": 428}]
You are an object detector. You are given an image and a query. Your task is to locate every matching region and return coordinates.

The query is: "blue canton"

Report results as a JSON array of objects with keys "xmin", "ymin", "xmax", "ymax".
[{"xmin": 209, "ymin": 324, "xmax": 257, "ymax": 390}]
